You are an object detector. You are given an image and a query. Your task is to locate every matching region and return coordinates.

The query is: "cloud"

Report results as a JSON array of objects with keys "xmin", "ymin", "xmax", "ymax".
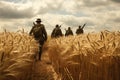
[
  {"xmin": 111, "ymin": 0, "xmax": 120, "ymax": 3},
  {"xmin": 0, "ymin": 0, "xmax": 120, "ymax": 34},
  {"xmin": 37, "ymin": 0, "xmax": 63, "ymax": 14},
  {"xmin": 0, "ymin": 1, "xmax": 35, "ymax": 19},
  {"xmin": 83, "ymin": 0, "xmax": 108, "ymax": 7},
  {"xmin": 113, "ymin": 18, "xmax": 120, "ymax": 23}
]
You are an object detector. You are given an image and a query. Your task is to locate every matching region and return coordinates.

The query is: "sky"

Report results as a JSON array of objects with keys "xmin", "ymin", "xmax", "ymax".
[{"xmin": 0, "ymin": 0, "xmax": 120, "ymax": 34}]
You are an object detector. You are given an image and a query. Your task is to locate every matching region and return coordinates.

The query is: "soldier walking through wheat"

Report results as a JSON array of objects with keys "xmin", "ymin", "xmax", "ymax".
[
  {"xmin": 51, "ymin": 24, "xmax": 63, "ymax": 38},
  {"xmin": 76, "ymin": 23, "xmax": 86, "ymax": 35},
  {"xmin": 29, "ymin": 18, "xmax": 47, "ymax": 60},
  {"xmin": 65, "ymin": 27, "xmax": 73, "ymax": 36}
]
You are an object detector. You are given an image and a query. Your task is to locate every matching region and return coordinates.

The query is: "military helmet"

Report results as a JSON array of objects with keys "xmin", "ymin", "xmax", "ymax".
[{"xmin": 36, "ymin": 18, "xmax": 42, "ymax": 22}]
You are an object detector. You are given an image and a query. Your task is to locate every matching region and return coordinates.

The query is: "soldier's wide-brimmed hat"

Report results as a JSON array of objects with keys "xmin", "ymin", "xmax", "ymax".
[{"xmin": 36, "ymin": 18, "xmax": 42, "ymax": 22}]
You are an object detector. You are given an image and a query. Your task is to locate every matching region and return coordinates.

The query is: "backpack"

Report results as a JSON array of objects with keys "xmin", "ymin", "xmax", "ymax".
[
  {"xmin": 54, "ymin": 28, "xmax": 62, "ymax": 37},
  {"xmin": 76, "ymin": 28, "xmax": 83, "ymax": 34},
  {"xmin": 66, "ymin": 30, "xmax": 73, "ymax": 36},
  {"xmin": 32, "ymin": 25, "xmax": 43, "ymax": 39}
]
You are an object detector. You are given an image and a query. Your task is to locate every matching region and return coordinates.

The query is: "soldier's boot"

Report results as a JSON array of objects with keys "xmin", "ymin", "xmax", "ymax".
[
  {"xmin": 38, "ymin": 52, "xmax": 42, "ymax": 61},
  {"xmin": 38, "ymin": 47, "xmax": 42, "ymax": 61}
]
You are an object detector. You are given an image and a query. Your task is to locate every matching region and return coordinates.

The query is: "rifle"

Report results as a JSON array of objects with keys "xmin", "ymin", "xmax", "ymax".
[
  {"xmin": 33, "ymin": 22, "xmax": 36, "ymax": 26},
  {"xmin": 29, "ymin": 22, "xmax": 36, "ymax": 35},
  {"xmin": 82, "ymin": 23, "xmax": 86, "ymax": 29},
  {"xmin": 59, "ymin": 23, "xmax": 64, "ymax": 28}
]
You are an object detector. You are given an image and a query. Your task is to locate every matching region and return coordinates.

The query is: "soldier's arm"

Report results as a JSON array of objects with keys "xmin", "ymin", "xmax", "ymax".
[
  {"xmin": 60, "ymin": 29, "xmax": 63, "ymax": 36},
  {"xmin": 51, "ymin": 29, "xmax": 55, "ymax": 37},
  {"xmin": 76, "ymin": 29, "xmax": 78, "ymax": 34},
  {"xmin": 29, "ymin": 26, "xmax": 34, "ymax": 35},
  {"xmin": 42, "ymin": 25, "xmax": 47, "ymax": 41},
  {"xmin": 71, "ymin": 30, "xmax": 73, "ymax": 35}
]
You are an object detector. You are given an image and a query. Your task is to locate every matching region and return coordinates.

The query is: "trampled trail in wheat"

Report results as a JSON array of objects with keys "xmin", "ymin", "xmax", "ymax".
[
  {"xmin": 31, "ymin": 52, "xmax": 59, "ymax": 80},
  {"xmin": 0, "ymin": 31, "xmax": 59, "ymax": 80}
]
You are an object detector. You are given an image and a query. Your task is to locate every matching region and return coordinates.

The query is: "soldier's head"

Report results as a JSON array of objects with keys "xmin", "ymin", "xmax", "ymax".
[
  {"xmin": 68, "ymin": 27, "xmax": 71, "ymax": 30},
  {"xmin": 79, "ymin": 26, "xmax": 81, "ymax": 28},
  {"xmin": 56, "ymin": 24, "xmax": 59, "ymax": 28},
  {"xmin": 36, "ymin": 18, "xmax": 42, "ymax": 23}
]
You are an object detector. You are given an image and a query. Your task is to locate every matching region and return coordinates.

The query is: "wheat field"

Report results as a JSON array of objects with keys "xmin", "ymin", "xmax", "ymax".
[
  {"xmin": 0, "ymin": 30, "xmax": 120, "ymax": 80},
  {"xmin": 45, "ymin": 30, "xmax": 120, "ymax": 80},
  {"xmin": 0, "ymin": 30, "xmax": 39, "ymax": 80}
]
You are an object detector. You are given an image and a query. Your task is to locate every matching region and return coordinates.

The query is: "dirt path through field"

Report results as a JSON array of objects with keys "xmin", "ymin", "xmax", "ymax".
[{"xmin": 31, "ymin": 52, "xmax": 59, "ymax": 80}]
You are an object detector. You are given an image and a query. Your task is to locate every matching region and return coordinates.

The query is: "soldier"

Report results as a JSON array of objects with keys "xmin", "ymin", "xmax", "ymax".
[
  {"xmin": 29, "ymin": 18, "xmax": 47, "ymax": 60},
  {"xmin": 76, "ymin": 23, "xmax": 86, "ymax": 35},
  {"xmin": 51, "ymin": 26, "xmax": 56, "ymax": 38},
  {"xmin": 51, "ymin": 24, "xmax": 62, "ymax": 38},
  {"xmin": 65, "ymin": 27, "xmax": 73, "ymax": 36}
]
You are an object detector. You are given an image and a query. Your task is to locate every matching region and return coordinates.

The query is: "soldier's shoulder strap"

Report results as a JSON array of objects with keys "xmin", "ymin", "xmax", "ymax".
[
  {"xmin": 39, "ymin": 24, "xmax": 45, "ymax": 28},
  {"xmin": 40, "ymin": 24, "xmax": 44, "ymax": 26}
]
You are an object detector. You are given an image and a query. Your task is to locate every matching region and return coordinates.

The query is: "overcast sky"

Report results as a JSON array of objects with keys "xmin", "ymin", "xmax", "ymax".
[{"xmin": 0, "ymin": 0, "xmax": 120, "ymax": 34}]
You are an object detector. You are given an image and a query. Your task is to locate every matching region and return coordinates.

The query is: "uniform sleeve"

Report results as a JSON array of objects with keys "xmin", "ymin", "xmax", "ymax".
[
  {"xmin": 51, "ymin": 29, "xmax": 55, "ymax": 38},
  {"xmin": 29, "ymin": 26, "xmax": 34, "ymax": 35},
  {"xmin": 71, "ymin": 30, "xmax": 73, "ymax": 35},
  {"xmin": 60, "ymin": 29, "xmax": 63, "ymax": 36},
  {"xmin": 76, "ymin": 29, "xmax": 78, "ymax": 34},
  {"xmin": 42, "ymin": 24, "xmax": 47, "ymax": 41},
  {"xmin": 76, "ymin": 29, "xmax": 79, "ymax": 34}
]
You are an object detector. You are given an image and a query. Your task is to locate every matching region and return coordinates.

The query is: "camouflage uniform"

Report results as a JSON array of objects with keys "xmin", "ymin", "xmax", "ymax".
[
  {"xmin": 76, "ymin": 26, "xmax": 84, "ymax": 35},
  {"xmin": 65, "ymin": 27, "xmax": 73, "ymax": 36},
  {"xmin": 29, "ymin": 18, "xmax": 47, "ymax": 60},
  {"xmin": 51, "ymin": 24, "xmax": 62, "ymax": 38}
]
